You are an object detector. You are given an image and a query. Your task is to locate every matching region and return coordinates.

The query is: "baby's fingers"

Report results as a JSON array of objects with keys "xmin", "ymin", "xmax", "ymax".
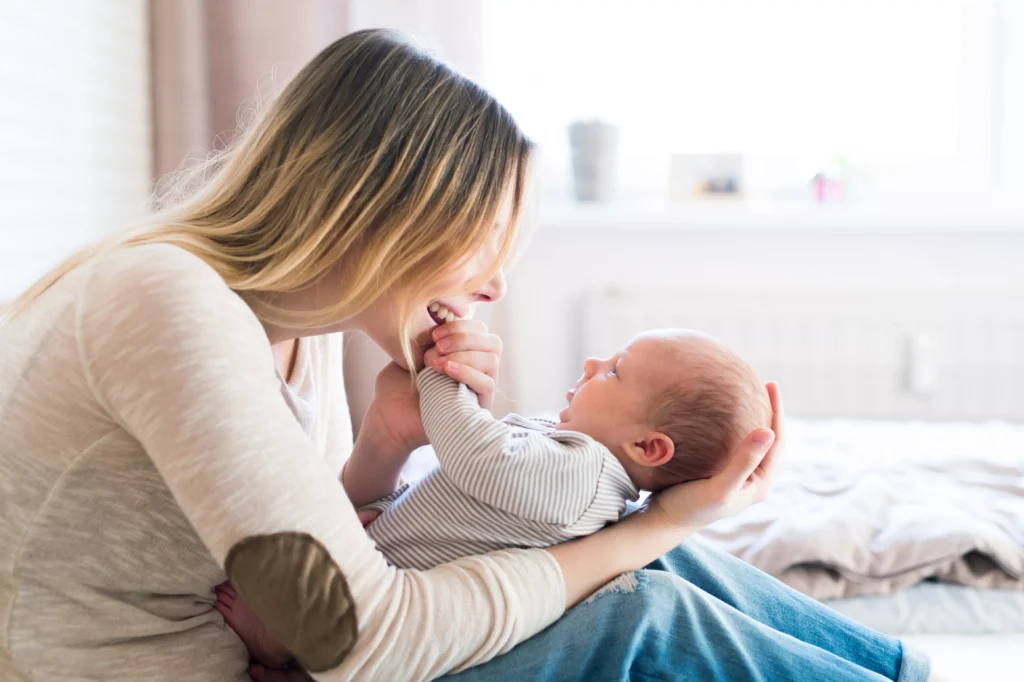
[
  {"xmin": 216, "ymin": 582, "xmax": 238, "ymax": 600},
  {"xmin": 357, "ymin": 509, "xmax": 380, "ymax": 528},
  {"xmin": 433, "ymin": 331, "xmax": 502, "ymax": 358},
  {"xmin": 440, "ymin": 360, "xmax": 495, "ymax": 409},
  {"xmin": 432, "ymin": 319, "xmax": 486, "ymax": 341},
  {"xmin": 430, "ymin": 350, "xmax": 499, "ymax": 377}
]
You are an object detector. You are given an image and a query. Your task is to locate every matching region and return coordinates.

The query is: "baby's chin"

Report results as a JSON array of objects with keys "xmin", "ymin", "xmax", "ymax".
[{"xmin": 556, "ymin": 407, "xmax": 570, "ymax": 428}]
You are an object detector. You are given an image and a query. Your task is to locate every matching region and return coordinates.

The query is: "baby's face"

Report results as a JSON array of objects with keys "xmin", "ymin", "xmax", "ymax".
[{"xmin": 556, "ymin": 332, "xmax": 683, "ymax": 450}]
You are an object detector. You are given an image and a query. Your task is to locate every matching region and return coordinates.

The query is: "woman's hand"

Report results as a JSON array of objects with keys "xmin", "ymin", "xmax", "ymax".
[
  {"xmin": 423, "ymin": 320, "xmax": 502, "ymax": 410},
  {"xmin": 546, "ymin": 382, "xmax": 785, "ymax": 607},
  {"xmin": 647, "ymin": 381, "xmax": 785, "ymax": 529},
  {"xmin": 363, "ymin": 362, "xmax": 430, "ymax": 452},
  {"xmin": 342, "ymin": 363, "xmax": 426, "ymax": 507}
]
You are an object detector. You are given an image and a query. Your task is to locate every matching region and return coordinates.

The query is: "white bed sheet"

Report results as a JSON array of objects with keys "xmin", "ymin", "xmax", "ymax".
[
  {"xmin": 791, "ymin": 419, "xmax": 1024, "ymax": 679},
  {"xmin": 826, "ymin": 583, "xmax": 1024, "ymax": 635},
  {"xmin": 900, "ymin": 634, "xmax": 1024, "ymax": 682},
  {"xmin": 784, "ymin": 418, "xmax": 1024, "ymax": 468}
]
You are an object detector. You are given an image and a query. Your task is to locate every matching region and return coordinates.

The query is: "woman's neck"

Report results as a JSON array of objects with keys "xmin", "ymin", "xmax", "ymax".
[{"xmin": 271, "ymin": 337, "xmax": 300, "ymax": 382}]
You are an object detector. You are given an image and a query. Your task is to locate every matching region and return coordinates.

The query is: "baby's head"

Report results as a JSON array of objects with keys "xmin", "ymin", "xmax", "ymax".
[{"xmin": 556, "ymin": 329, "xmax": 770, "ymax": 492}]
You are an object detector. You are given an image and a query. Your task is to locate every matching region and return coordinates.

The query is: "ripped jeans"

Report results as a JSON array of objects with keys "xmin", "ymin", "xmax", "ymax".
[{"xmin": 445, "ymin": 536, "xmax": 930, "ymax": 681}]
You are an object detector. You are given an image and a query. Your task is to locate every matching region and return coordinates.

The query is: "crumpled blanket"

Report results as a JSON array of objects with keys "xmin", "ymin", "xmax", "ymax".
[{"xmin": 698, "ymin": 423, "xmax": 1024, "ymax": 600}]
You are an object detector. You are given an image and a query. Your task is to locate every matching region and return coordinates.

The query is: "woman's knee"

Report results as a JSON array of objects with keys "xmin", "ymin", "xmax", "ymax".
[{"xmin": 585, "ymin": 569, "xmax": 709, "ymax": 634}]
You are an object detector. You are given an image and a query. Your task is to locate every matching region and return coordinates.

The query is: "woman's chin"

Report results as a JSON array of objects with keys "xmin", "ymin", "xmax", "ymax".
[
  {"xmin": 365, "ymin": 306, "xmax": 447, "ymax": 370},
  {"xmin": 410, "ymin": 328, "xmax": 435, "ymax": 364},
  {"xmin": 369, "ymin": 316, "xmax": 435, "ymax": 370}
]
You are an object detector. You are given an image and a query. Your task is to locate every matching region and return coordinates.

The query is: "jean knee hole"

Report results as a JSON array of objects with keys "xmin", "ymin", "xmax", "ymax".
[{"xmin": 583, "ymin": 570, "xmax": 648, "ymax": 605}]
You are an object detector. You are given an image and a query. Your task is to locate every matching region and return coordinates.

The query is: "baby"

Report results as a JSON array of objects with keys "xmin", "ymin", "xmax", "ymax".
[
  {"xmin": 218, "ymin": 328, "xmax": 771, "ymax": 667},
  {"xmin": 361, "ymin": 328, "xmax": 772, "ymax": 570}
]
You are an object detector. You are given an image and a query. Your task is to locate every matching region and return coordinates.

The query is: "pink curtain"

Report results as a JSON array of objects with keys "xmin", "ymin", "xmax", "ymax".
[{"xmin": 150, "ymin": 0, "xmax": 350, "ymax": 179}]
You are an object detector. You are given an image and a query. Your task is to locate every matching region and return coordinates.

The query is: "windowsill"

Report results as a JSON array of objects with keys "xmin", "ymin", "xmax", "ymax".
[{"xmin": 536, "ymin": 199, "xmax": 1024, "ymax": 233}]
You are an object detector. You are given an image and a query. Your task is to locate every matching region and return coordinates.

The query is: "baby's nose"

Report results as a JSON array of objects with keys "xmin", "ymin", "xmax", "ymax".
[{"xmin": 583, "ymin": 357, "xmax": 600, "ymax": 377}]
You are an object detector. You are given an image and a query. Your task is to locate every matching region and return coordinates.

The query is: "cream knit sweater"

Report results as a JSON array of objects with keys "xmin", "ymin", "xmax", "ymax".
[{"xmin": 0, "ymin": 244, "xmax": 564, "ymax": 681}]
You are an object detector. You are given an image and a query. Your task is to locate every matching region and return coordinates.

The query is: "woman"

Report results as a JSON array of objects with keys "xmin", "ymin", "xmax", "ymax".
[{"xmin": 0, "ymin": 29, "xmax": 930, "ymax": 682}]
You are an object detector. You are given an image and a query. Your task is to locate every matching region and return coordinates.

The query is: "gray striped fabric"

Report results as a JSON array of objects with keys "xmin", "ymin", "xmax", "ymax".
[{"xmin": 363, "ymin": 369, "xmax": 640, "ymax": 570}]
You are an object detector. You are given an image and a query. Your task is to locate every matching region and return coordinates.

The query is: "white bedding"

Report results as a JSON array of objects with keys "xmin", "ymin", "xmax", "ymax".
[
  {"xmin": 699, "ymin": 419, "xmax": 1024, "ymax": 599},
  {"xmin": 784, "ymin": 418, "xmax": 1024, "ymax": 469},
  {"xmin": 792, "ymin": 420, "xmax": 1024, "ymax": 680},
  {"xmin": 826, "ymin": 583, "xmax": 1024, "ymax": 635},
  {"xmin": 900, "ymin": 634, "xmax": 1024, "ymax": 682}
]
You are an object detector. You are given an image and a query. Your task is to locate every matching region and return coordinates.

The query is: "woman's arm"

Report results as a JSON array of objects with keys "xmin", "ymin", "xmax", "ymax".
[
  {"xmin": 552, "ymin": 384, "xmax": 782, "ymax": 605},
  {"xmin": 341, "ymin": 364, "xmax": 425, "ymax": 507},
  {"xmin": 80, "ymin": 247, "xmax": 784, "ymax": 682},
  {"xmin": 243, "ymin": 386, "xmax": 785, "ymax": 682},
  {"xmin": 342, "ymin": 317, "xmax": 507, "ymax": 508},
  {"xmin": 77, "ymin": 247, "xmax": 564, "ymax": 681}
]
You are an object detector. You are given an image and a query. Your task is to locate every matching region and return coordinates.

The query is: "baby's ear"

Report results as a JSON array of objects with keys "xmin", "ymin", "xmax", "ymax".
[{"xmin": 625, "ymin": 431, "xmax": 675, "ymax": 468}]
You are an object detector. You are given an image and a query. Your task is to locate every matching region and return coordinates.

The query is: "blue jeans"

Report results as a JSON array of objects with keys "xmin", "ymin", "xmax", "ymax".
[{"xmin": 445, "ymin": 537, "xmax": 930, "ymax": 681}]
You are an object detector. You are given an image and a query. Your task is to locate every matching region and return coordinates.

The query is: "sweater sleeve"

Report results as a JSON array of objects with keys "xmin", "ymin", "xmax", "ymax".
[
  {"xmin": 75, "ymin": 246, "xmax": 565, "ymax": 681},
  {"xmin": 417, "ymin": 368, "xmax": 606, "ymax": 525}
]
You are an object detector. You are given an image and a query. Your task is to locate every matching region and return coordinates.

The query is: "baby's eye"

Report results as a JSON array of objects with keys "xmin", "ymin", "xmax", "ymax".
[{"xmin": 608, "ymin": 366, "xmax": 618, "ymax": 377}]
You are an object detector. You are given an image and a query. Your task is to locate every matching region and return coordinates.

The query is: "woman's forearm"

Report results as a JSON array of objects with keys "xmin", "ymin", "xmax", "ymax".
[
  {"xmin": 342, "ymin": 414, "xmax": 412, "ymax": 507},
  {"xmin": 547, "ymin": 505, "xmax": 697, "ymax": 607}
]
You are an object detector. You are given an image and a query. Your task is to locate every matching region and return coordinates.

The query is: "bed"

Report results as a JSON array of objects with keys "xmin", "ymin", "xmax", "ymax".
[{"xmin": 724, "ymin": 418, "xmax": 1024, "ymax": 681}]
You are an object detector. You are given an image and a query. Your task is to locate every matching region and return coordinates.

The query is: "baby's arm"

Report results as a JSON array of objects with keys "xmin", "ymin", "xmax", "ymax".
[
  {"xmin": 417, "ymin": 368, "xmax": 605, "ymax": 525},
  {"xmin": 356, "ymin": 484, "xmax": 407, "ymax": 517}
]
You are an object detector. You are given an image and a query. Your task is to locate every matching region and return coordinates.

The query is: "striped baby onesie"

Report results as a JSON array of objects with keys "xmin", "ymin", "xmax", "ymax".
[{"xmin": 363, "ymin": 369, "xmax": 641, "ymax": 570}]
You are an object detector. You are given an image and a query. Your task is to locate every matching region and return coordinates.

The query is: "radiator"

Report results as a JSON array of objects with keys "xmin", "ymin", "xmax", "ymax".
[{"xmin": 581, "ymin": 288, "xmax": 1024, "ymax": 421}]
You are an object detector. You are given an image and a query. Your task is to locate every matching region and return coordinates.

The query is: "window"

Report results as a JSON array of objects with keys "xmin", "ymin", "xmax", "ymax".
[
  {"xmin": 0, "ymin": 1, "xmax": 151, "ymax": 301},
  {"xmin": 481, "ymin": 0, "xmax": 1019, "ymax": 206}
]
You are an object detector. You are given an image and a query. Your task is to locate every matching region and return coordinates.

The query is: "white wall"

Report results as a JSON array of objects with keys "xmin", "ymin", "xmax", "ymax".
[
  {"xmin": 998, "ymin": 0, "xmax": 1024, "ymax": 189},
  {"xmin": 496, "ymin": 206, "xmax": 1024, "ymax": 419},
  {"xmin": 0, "ymin": 0, "xmax": 152, "ymax": 302}
]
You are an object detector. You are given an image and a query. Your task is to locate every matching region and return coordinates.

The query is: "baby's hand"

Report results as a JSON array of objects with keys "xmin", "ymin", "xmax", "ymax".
[
  {"xmin": 215, "ymin": 582, "xmax": 294, "ymax": 669},
  {"xmin": 424, "ymin": 319, "xmax": 503, "ymax": 410}
]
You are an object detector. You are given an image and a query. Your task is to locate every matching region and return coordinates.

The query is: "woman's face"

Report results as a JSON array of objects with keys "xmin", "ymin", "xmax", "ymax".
[{"xmin": 356, "ymin": 198, "xmax": 513, "ymax": 368}]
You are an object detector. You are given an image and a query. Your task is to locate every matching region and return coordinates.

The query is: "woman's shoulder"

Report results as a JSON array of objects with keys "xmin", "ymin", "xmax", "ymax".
[
  {"xmin": 81, "ymin": 242, "xmax": 264, "ymax": 340},
  {"xmin": 89, "ymin": 243, "xmax": 227, "ymax": 292}
]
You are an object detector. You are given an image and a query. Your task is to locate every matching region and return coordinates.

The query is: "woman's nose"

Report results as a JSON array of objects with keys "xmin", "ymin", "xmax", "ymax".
[{"xmin": 476, "ymin": 267, "xmax": 507, "ymax": 303}]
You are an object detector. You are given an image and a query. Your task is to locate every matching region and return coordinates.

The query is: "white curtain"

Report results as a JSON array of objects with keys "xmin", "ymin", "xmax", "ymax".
[{"xmin": 0, "ymin": 1, "xmax": 152, "ymax": 302}]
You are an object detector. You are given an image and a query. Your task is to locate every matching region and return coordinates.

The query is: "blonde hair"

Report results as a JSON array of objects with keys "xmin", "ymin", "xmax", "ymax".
[{"xmin": 2, "ymin": 29, "xmax": 533, "ymax": 368}]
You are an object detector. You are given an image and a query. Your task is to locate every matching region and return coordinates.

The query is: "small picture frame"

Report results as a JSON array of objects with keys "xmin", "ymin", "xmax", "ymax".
[{"xmin": 669, "ymin": 153, "xmax": 743, "ymax": 201}]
